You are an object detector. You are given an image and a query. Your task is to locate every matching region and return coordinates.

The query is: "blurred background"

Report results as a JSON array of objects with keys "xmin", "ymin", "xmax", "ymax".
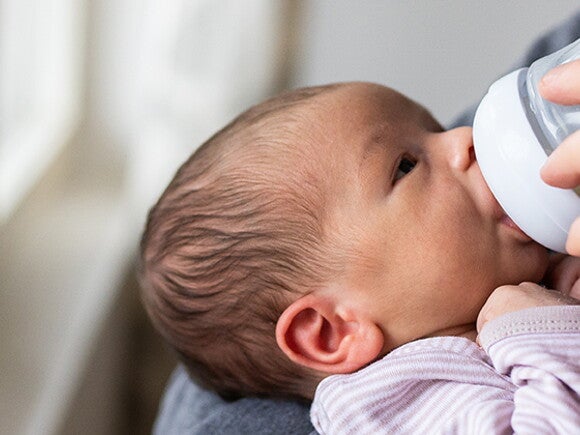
[{"xmin": 1, "ymin": 1, "xmax": 579, "ymax": 434}]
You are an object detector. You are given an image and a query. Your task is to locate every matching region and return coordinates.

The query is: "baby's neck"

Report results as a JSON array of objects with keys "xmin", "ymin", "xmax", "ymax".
[
  {"xmin": 456, "ymin": 328, "xmax": 478, "ymax": 342},
  {"xmin": 425, "ymin": 324, "xmax": 478, "ymax": 342}
]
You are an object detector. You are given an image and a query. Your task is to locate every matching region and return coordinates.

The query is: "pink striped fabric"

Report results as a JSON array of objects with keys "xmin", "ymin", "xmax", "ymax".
[{"xmin": 311, "ymin": 306, "xmax": 580, "ymax": 434}]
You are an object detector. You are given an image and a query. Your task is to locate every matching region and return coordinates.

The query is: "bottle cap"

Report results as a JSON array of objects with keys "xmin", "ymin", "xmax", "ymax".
[{"xmin": 473, "ymin": 68, "xmax": 580, "ymax": 253}]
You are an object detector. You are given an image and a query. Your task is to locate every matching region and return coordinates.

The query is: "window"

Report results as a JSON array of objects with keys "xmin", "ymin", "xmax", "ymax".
[
  {"xmin": 127, "ymin": 0, "xmax": 288, "ymax": 215},
  {"xmin": 0, "ymin": 0, "xmax": 82, "ymax": 222}
]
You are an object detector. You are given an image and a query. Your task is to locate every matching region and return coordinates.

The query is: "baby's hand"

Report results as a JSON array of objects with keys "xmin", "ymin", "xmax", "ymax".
[
  {"xmin": 544, "ymin": 254, "xmax": 580, "ymax": 299},
  {"xmin": 476, "ymin": 282, "xmax": 579, "ymax": 334}
]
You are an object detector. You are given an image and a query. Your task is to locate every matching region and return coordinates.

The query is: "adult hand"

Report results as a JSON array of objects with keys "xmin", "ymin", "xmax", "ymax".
[
  {"xmin": 476, "ymin": 282, "xmax": 579, "ymax": 334},
  {"xmin": 539, "ymin": 59, "xmax": 580, "ymax": 255},
  {"xmin": 544, "ymin": 254, "xmax": 580, "ymax": 299}
]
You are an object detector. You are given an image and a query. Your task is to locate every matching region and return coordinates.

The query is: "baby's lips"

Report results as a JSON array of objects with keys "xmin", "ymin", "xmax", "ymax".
[{"xmin": 486, "ymin": 185, "xmax": 533, "ymax": 242}]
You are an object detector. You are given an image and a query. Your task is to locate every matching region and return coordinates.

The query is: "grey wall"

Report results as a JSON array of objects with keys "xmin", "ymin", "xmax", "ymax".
[{"xmin": 291, "ymin": 1, "xmax": 580, "ymax": 125}]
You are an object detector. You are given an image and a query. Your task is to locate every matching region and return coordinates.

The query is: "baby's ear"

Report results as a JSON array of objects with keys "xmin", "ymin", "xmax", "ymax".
[{"xmin": 276, "ymin": 292, "xmax": 384, "ymax": 374}]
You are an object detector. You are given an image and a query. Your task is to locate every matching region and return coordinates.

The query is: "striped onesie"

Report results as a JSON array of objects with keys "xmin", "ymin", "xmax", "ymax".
[{"xmin": 311, "ymin": 305, "xmax": 580, "ymax": 434}]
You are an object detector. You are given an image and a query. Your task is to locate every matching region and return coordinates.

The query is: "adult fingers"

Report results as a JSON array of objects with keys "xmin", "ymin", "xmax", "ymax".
[
  {"xmin": 567, "ymin": 218, "xmax": 580, "ymax": 257},
  {"xmin": 539, "ymin": 59, "xmax": 580, "ymax": 105},
  {"xmin": 541, "ymin": 130, "xmax": 580, "ymax": 188}
]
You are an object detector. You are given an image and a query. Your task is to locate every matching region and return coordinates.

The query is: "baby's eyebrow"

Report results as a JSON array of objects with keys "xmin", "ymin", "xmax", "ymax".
[
  {"xmin": 359, "ymin": 127, "xmax": 393, "ymax": 177},
  {"xmin": 362, "ymin": 125, "xmax": 391, "ymax": 158},
  {"xmin": 361, "ymin": 135, "xmax": 382, "ymax": 163}
]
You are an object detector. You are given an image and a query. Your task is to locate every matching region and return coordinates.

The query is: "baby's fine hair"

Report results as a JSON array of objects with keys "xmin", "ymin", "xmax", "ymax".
[{"xmin": 139, "ymin": 84, "xmax": 342, "ymax": 400}]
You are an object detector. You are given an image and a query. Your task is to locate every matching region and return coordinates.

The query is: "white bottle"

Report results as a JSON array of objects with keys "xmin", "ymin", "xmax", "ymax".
[{"xmin": 473, "ymin": 38, "xmax": 580, "ymax": 253}]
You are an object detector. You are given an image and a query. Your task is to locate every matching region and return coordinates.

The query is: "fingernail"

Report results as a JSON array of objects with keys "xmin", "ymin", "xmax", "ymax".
[
  {"xmin": 541, "ymin": 154, "xmax": 553, "ymax": 172},
  {"xmin": 540, "ymin": 156, "xmax": 557, "ymax": 185},
  {"xmin": 542, "ymin": 145, "xmax": 562, "ymax": 169},
  {"xmin": 541, "ymin": 64, "xmax": 564, "ymax": 87}
]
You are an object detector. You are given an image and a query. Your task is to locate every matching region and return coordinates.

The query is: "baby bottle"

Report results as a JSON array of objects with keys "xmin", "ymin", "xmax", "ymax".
[{"xmin": 473, "ymin": 38, "xmax": 580, "ymax": 253}]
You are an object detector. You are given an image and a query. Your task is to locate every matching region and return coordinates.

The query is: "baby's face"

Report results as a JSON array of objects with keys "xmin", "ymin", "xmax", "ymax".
[{"xmin": 306, "ymin": 83, "xmax": 549, "ymax": 349}]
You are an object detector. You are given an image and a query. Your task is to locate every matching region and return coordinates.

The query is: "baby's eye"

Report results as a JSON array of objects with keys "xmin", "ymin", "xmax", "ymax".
[{"xmin": 394, "ymin": 156, "xmax": 416, "ymax": 182}]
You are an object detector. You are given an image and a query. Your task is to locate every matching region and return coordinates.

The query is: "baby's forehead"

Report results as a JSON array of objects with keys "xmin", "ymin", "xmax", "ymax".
[
  {"xmin": 237, "ymin": 83, "xmax": 436, "ymax": 180},
  {"xmin": 315, "ymin": 83, "xmax": 441, "ymax": 141},
  {"xmin": 305, "ymin": 83, "xmax": 411, "ymax": 130}
]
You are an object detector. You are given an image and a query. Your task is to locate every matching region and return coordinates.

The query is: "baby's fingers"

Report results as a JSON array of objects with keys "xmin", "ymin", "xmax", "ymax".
[
  {"xmin": 476, "ymin": 282, "xmax": 578, "ymax": 334},
  {"xmin": 477, "ymin": 283, "xmax": 539, "ymax": 333}
]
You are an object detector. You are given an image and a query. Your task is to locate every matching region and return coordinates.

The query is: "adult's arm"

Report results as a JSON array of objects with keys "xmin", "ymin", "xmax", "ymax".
[{"xmin": 153, "ymin": 366, "xmax": 314, "ymax": 435}]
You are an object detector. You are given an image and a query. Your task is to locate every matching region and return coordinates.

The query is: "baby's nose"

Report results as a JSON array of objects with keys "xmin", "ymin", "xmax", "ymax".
[{"xmin": 441, "ymin": 127, "xmax": 475, "ymax": 171}]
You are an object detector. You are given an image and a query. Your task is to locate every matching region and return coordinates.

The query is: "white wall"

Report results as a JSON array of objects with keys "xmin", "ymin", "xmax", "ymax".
[{"xmin": 291, "ymin": 1, "xmax": 580, "ymax": 125}]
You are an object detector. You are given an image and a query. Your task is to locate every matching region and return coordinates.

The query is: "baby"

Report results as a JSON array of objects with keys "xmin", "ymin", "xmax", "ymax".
[{"xmin": 139, "ymin": 82, "xmax": 580, "ymax": 433}]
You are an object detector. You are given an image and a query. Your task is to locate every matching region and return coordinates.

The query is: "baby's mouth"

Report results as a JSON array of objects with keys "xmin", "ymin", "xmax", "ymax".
[
  {"xmin": 501, "ymin": 213, "xmax": 521, "ymax": 232},
  {"xmin": 485, "ymin": 186, "xmax": 532, "ymax": 241},
  {"xmin": 498, "ymin": 209, "xmax": 533, "ymax": 241},
  {"xmin": 471, "ymin": 160, "xmax": 533, "ymax": 242}
]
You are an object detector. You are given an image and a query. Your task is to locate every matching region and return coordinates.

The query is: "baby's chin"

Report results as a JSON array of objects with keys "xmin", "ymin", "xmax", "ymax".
[
  {"xmin": 508, "ymin": 242, "xmax": 551, "ymax": 285},
  {"xmin": 530, "ymin": 244, "xmax": 551, "ymax": 279}
]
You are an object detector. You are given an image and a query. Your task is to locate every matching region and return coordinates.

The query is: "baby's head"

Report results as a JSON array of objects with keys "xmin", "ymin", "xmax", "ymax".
[{"xmin": 139, "ymin": 82, "xmax": 549, "ymax": 401}]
